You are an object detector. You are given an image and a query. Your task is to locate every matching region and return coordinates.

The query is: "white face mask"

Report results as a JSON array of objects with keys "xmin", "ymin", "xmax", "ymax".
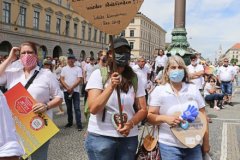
[{"xmin": 191, "ymin": 61, "xmax": 197, "ymax": 66}]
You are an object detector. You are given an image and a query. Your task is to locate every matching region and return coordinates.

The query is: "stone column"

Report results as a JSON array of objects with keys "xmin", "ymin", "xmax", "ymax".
[{"xmin": 174, "ymin": 0, "xmax": 186, "ymax": 28}]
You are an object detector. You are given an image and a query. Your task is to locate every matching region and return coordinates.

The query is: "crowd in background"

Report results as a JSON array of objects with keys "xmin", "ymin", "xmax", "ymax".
[{"xmin": 0, "ymin": 39, "xmax": 239, "ymax": 159}]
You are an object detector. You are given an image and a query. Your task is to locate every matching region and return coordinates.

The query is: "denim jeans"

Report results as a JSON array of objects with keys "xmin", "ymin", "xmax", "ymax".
[
  {"xmin": 160, "ymin": 143, "xmax": 203, "ymax": 160},
  {"xmin": 64, "ymin": 92, "xmax": 82, "ymax": 127},
  {"xmin": 85, "ymin": 132, "xmax": 138, "ymax": 160},
  {"xmin": 205, "ymin": 93, "xmax": 224, "ymax": 101},
  {"xmin": 31, "ymin": 140, "xmax": 50, "ymax": 160},
  {"xmin": 221, "ymin": 81, "xmax": 232, "ymax": 95}
]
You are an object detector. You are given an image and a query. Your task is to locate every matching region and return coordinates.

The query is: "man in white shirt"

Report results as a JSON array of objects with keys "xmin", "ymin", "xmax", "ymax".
[
  {"xmin": 132, "ymin": 57, "xmax": 151, "ymax": 99},
  {"xmin": 217, "ymin": 58, "xmax": 235, "ymax": 106},
  {"xmin": 83, "ymin": 57, "xmax": 96, "ymax": 105},
  {"xmin": 60, "ymin": 54, "xmax": 83, "ymax": 131},
  {"xmin": 233, "ymin": 62, "xmax": 239, "ymax": 86},
  {"xmin": 155, "ymin": 49, "xmax": 168, "ymax": 74},
  {"xmin": 0, "ymin": 91, "xmax": 24, "ymax": 160},
  {"xmin": 188, "ymin": 55, "xmax": 204, "ymax": 90}
]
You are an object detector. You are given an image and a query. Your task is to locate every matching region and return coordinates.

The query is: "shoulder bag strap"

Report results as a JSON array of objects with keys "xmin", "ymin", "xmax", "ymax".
[{"xmin": 25, "ymin": 70, "xmax": 39, "ymax": 89}]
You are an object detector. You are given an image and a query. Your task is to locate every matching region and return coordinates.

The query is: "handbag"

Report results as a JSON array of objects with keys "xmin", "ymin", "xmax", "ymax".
[{"xmin": 136, "ymin": 125, "xmax": 161, "ymax": 160}]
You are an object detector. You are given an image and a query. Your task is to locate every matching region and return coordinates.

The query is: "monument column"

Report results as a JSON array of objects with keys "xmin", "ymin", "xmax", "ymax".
[
  {"xmin": 174, "ymin": 0, "xmax": 186, "ymax": 28},
  {"xmin": 168, "ymin": 0, "xmax": 192, "ymax": 65}
]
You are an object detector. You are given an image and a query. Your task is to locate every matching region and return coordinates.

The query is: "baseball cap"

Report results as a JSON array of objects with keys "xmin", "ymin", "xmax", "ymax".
[
  {"xmin": 67, "ymin": 54, "xmax": 76, "ymax": 59},
  {"xmin": 113, "ymin": 37, "xmax": 131, "ymax": 50}
]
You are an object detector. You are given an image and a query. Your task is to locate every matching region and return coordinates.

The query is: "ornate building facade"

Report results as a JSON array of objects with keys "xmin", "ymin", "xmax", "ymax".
[
  {"xmin": 120, "ymin": 12, "xmax": 166, "ymax": 60},
  {"xmin": 0, "ymin": 0, "xmax": 109, "ymax": 59},
  {"xmin": 224, "ymin": 43, "xmax": 240, "ymax": 65}
]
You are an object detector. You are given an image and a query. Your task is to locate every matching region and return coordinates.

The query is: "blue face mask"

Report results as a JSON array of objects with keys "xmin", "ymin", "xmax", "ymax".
[{"xmin": 169, "ymin": 70, "xmax": 185, "ymax": 83}]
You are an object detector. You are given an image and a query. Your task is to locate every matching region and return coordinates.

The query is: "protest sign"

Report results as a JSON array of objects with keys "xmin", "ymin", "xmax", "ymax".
[
  {"xmin": 69, "ymin": 0, "xmax": 144, "ymax": 35},
  {"xmin": 4, "ymin": 83, "xmax": 59, "ymax": 159},
  {"xmin": 171, "ymin": 112, "xmax": 207, "ymax": 148}
]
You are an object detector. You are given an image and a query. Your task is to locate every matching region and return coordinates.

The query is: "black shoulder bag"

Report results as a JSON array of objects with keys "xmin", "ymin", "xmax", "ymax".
[{"xmin": 24, "ymin": 70, "xmax": 39, "ymax": 89}]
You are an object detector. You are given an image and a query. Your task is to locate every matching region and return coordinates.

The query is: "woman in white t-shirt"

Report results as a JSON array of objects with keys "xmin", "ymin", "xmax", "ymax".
[
  {"xmin": 85, "ymin": 37, "xmax": 147, "ymax": 160},
  {"xmin": 204, "ymin": 76, "xmax": 225, "ymax": 110},
  {"xmin": 147, "ymin": 56, "xmax": 210, "ymax": 160},
  {"xmin": 0, "ymin": 42, "xmax": 63, "ymax": 160},
  {"xmin": 0, "ymin": 90, "xmax": 24, "ymax": 159}
]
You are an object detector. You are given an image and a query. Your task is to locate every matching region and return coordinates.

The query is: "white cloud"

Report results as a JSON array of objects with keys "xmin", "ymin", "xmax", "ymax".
[{"xmin": 140, "ymin": 0, "xmax": 240, "ymax": 61}]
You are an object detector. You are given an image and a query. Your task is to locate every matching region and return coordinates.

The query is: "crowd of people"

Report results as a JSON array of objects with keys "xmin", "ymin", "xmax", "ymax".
[{"xmin": 0, "ymin": 37, "xmax": 239, "ymax": 159}]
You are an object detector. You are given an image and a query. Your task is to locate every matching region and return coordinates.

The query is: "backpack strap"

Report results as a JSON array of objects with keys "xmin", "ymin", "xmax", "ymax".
[
  {"xmin": 131, "ymin": 73, "xmax": 138, "ymax": 93},
  {"xmin": 100, "ymin": 67, "xmax": 109, "ymax": 87},
  {"xmin": 100, "ymin": 67, "xmax": 109, "ymax": 122}
]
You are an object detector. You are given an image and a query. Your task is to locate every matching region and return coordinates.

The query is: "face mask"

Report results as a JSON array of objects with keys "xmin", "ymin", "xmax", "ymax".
[
  {"xmin": 169, "ymin": 70, "xmax": 185, "ymax": 83},
  {"xmin": 20, "ymin": 54, "xmax": 37, "ymax": 68},
  {"xmin": 115, "ymin": 52, "xmax": 130, "ymax": 67},
  {"xmin": 191, "ymin": 61, "xmax": 197, "ymax": 66}
]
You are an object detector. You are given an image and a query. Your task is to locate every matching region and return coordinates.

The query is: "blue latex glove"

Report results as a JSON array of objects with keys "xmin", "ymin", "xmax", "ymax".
[{"xmin": 181, "ymin": 105, "xmax": 199, "ymax": 122}]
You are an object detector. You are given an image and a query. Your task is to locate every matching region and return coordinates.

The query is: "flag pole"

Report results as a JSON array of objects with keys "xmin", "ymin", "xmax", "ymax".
[{"xmin": 109, "ymin": 35, "xmax": 124, "ymax": 128}]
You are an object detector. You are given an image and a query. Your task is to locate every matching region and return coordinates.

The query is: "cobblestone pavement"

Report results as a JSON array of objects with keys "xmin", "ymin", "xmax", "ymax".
[{"xmin": 48, "ymin": 86, "xmax": 240, "ymax": 160}]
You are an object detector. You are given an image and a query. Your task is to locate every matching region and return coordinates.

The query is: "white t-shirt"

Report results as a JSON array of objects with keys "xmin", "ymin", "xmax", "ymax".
[
  {"xmin": 148, "ymin": 83, "xmax": 205, "ymax": 148},
  {"xmin": 187, "ymin": 64, "xmax": 204, "ymax": 89},
  {"xmin": 132, "ymin": 65, "xmax": 150, "ymax": 89},
  {"xmin": 217, "ymin": 66, "xmax": 235, "ymax": 82},
  {"xmin": 203, "ymin": 83, "xmax": 214, "ymax": 97},
  {"xmin": 61, "ymin": 65, "xmax": 83, "ymax": 92},
  {"xmin": 0, "ymin": 62, "xmax": 63, "ymax": 119},
  {"xmin": 155, "ymin": 55, "xmax": 168, "ymax": 71},
  {"xmin": 0, "ymin": 91, "xmax": 24, "ymax": 157},
  {"xmin": 84, "ymin": 63, "xmax": 96, "ymax": 82},
  {"xmin": 86, "ymin": 69, "xmax": 146, "ymax": 137}
]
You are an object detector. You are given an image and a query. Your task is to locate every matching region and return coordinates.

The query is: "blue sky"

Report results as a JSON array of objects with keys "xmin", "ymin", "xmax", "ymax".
[{"xmin": 140, "ymin": 0, "xmax": 240, "ymax": 60}]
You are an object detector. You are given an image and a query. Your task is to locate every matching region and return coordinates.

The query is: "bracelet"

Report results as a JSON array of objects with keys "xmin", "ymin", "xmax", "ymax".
[{"xmin": 45, "ymin": 103, "xmax": 50, "ymax": 111}]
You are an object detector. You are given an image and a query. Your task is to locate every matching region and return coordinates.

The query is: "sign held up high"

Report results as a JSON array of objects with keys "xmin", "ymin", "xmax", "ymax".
[{"xmin": 70, "ymin": 0, "xmax": 144, "ymax": 35}]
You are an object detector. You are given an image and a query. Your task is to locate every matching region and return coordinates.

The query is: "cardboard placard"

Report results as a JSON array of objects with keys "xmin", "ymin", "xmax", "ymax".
[
  {"xmin": 70, "ymin": 0, "xmax": 144, "ymax": 35},
  {"xmin": 4, "ymin": 83, "xmax": 59, "ymax": 159},
  {"xmin": 171, "ymin": 112, "xmax": 207, "ymax": 148}
]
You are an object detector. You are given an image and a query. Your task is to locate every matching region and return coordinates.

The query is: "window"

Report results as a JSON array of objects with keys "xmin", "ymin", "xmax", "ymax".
[
  {"xmin": 65, "ymin": 21, "xmax": 70, "ymax": 36},
  {"xmin": 130, "ymin": 42, "xmax": 134, "ymax": 49},
  {"xmin": 74, "ymin": 23, "xmax": 78, "ymax": 38},
  {"xmin": 82, "ymin": 24, "xmax": 85, "ymax": 39},
  {"xmin": 130, "ymin": 18, "xmax": 134, "ymax": 23},
  {"xmin": 45, "ymin": 15, "xmax": 51, "ymax": 32},
  {"xmin": 104, "ymin": 33, "xmax": 107, "ymax": 44},
  {"xmin": 3, "ymin": 2, "xmax": 11, "ymax": 23},
  {"xmin": 57, "ymin": 0, "xmax": 62, "ymax": 5},
  {"xmin": 19, "ymin": 6, "xmax": 26, "ymax": 27},
  {"xmin": 88, "ymin": 27, "xmax": 92, "ymax": 41},
  {"xmin": 33, "ymin": 11, "xmax": 40, "ymax": 29},
  {"xmin": 94, "ymin": 29, "xmax": 97, "ymax": 42},
  {"xmin": 130, "ymin": 30, "xmax": 134, "ymax": 37},
  {"xmin": 56, "ymin": 18, "xmax": 61, "ymax": 34},
  {"xmin": 120, "ymin": 30, "xmax": 125, "ymax": 37},
  {"xmin": 99, "ymin": 31, "xmax": 102, "ymax": 42},
  {"xmin": 67, "ymin": 1, "xmax": 71, "ymax": 8}
]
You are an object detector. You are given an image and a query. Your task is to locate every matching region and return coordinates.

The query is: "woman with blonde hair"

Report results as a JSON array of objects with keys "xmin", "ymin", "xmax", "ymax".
[{"xmin": 147, "ymin": 55, "xmax": 210, "ymax": 160}]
